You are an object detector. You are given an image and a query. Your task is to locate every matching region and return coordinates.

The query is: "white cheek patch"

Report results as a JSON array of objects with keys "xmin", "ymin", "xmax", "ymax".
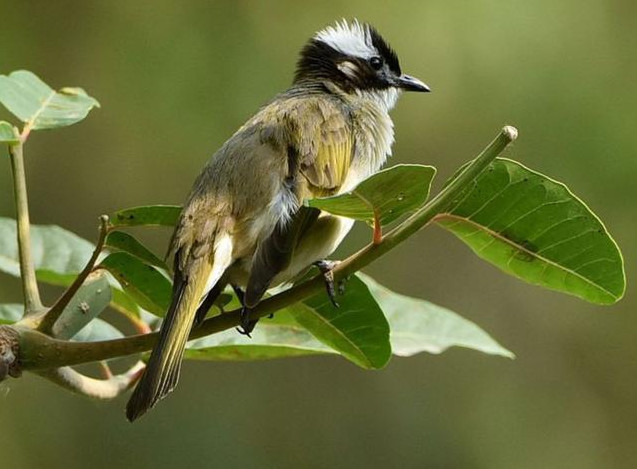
[{"xmin": 337, "ymin": 61, "xmax": 359, "ymax": 79}]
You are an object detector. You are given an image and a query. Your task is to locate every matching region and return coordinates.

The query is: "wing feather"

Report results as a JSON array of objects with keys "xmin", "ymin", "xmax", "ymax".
[{"xmin": 285, "ymin": 97, "xmax": 354, "ymax": 195}]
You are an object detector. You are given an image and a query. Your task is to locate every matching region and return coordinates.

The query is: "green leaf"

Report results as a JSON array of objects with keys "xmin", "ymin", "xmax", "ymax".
[
  {"xmin": 71, "ymin": 318, "xmax": 124, "ymax": 342},
  {"xmin": 111, "ymin": 288, "xmax": 142, "ymax": 317},
  {"xmin": 105, "ymin": 231, "xmax": 167, "ymax": 269},
  {"xmin": 437, "ymin": 158, "xmax": 625, "ymax": 305},
  {"xmin": 359, "ymin": 274, "xmax": 514, "ymax": 358},
  {"xmin": 293, "ymin": 274, "xmax": 391, "ymax": 369},
  {"xmin": 0, "ymin": 217, "xmax": 94, "ymax": 282},
  {"xmin": 307, "ymin": 164, "xmax": 436, "ymax": 225},
  {"xmin": 185, "ymin": 310, "xmax": 334, "ymax": 361},
  {"xmin": 0, "ymin": 217, "xmax": 155, "ymax": 320},
  {"xmin": 0, "ymin": 217, "xmax": 161, "ymax": 318},
  {"xmin": 0, "ymin": 121, "xmax": 19, "ymax": 143},
  {"xmin": 0, "ymin": 304, "xmax": 23, "ymax": 324},
  {"xmin": 99, "ymin": 252, "xmax": 171, "ymax": 316},
  {"xmin": 0, "ymin": 70, "xmax": 99, "ymax": 130},
  {"xmin": 110, "ymin": 205, "xmax": 181, "ymax": 228},
  {"xmin": 51, "ymin": 271, "xmax": 112, "ymax": 340}
]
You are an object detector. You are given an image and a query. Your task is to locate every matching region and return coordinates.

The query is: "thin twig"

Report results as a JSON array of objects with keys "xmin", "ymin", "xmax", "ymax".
[
  {"xmin": 17, "ymin": 126, "xmax": 518, "ymax": 371},
  {"xmin": 37, "ymin": 215, "xmax": 110, "ymax": 334},
  {"xmin": 8, "ymin": 141, "xmax": 44, "ymax": 315},
  {"xmin": 34, "ymin": 362, "xmax": 145, "ymax": 400}
]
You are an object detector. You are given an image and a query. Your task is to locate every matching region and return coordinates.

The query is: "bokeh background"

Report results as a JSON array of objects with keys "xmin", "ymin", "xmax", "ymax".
[{"xmin": 0, "ymin": 1, "xmax": 635, "ymax": 468}]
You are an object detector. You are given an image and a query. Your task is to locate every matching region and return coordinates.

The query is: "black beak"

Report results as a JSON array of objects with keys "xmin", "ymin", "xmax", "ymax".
[{"xmin": 396, "ymin": 74, "xmax": 430, "ymax": 92}]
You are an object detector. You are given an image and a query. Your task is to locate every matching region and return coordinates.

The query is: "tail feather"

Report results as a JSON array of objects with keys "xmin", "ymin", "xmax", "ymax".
[
  {"xmin": 126, "ymin": 258, "xmax": 212, "ymax": 422},
  {"xmin": 126, "ymin": 233, "xmax": 234, "ymax": 422}
]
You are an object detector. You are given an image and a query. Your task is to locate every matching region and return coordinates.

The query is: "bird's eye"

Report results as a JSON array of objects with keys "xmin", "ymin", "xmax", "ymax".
[{"xmin": 369, "ymin": 56, "xmax": 383, "ymax": 70}]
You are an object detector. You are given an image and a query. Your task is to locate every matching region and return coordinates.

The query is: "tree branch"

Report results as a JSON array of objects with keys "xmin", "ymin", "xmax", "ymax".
[
  {"xmin": 34, "ymin": 361, "xmax": 145, "ymax": 399},
  {"xmin": 0, "ymin": 325, "xmax": 21, "ymax": 381},
  {"xmin": 16, "ymin": 126, "xmax": 518, "ymax": 371},
  {"xmin": 8, "ymin": 141, "xmax": 44, "ymax": 315}
]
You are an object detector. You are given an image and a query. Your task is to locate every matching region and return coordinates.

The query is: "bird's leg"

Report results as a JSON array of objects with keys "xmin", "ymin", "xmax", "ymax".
[
  {"xmin": 231, "ymin": 284, "xmax": 245, "ymax": 303},
  {"xmin": 314, "ymin": 260, "xmax": 344, "ymax": 308},
  {"xmin": 231, "ymin": 284, "xmax": 259, "ymax": 337}
]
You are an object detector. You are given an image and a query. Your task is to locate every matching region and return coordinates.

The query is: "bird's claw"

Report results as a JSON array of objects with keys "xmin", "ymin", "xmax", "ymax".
[
  {"xmin": 235, "ymin": 326, "xmax": 254, "ymax": 337},
  {"xmin": 314, "ymin": 260, "xmax": 342, "ymax": 308},
  {"xmin": 236, "ymin": 305, "xmax": 258, "ymax": 337}
]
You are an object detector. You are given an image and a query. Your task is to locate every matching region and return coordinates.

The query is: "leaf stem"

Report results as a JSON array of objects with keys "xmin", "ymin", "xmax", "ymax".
[
  {"xmin": 372, "ymin": 212, "xmax": 383, "ymax": 244},
  {"xmin": 115, "ymin": 308, "xmax": 152, "ymax": 335},
  {"xmin": 354, "ymin": 125, "xmax": 519, "ymax": 265},
  {"xmin": 16, "ymin": 126, "xmax": 518, "ymax": 370},
  {"xmin": 8, "ymin": 141, "xmax": 44, "ymax": 315},
  {"xmin": 37, "ymin": 215, "xmax": 110, "ymax": 333}
]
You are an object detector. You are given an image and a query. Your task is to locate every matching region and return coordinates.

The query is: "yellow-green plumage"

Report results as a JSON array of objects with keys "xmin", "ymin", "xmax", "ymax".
[
  {"xmin": 125, "ymin": 258, "xmax": 212, "ymax": 421},
  {"xmin": 126, "ymin": 19, "xmax": 428, "ymax": 421},
  {"xmin": 126, "ymin": 93, "xmax": 361, "ymax": 421}
]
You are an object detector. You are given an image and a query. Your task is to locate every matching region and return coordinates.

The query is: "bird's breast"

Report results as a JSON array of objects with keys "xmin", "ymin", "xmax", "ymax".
[{"xmin": 342, "ymin": 100, "xmax": 395, "ymax": 192}]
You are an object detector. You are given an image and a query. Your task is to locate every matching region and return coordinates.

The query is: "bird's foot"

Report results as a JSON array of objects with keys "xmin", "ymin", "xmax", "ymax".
[
  {"xmin": 236, "ymin": 305, "xmax": 259, "ymax": 337},
  {"xmin": 314, "ymin": 260, "xmax": 343, "ymax": 308},
  {"xmin": 232, "ymin": 284, "xmax": 259, "ymax": 337}
]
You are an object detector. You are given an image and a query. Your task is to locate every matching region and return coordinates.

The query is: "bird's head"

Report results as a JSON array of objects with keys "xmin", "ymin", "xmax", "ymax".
[{"xmin": 294, "ymin": 20, "xmax": 429, "ymax": 109}]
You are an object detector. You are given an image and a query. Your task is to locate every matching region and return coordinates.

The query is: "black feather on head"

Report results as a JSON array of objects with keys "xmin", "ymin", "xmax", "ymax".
[
  {"xmin": 294, "ymin": 20, "xmax": 403, "ymax": 93},
  {"xmin": 367, "ymin": 24, "xmax": 401, "ymax": 75}
]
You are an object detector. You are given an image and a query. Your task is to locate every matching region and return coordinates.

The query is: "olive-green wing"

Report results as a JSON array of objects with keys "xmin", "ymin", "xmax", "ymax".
[
  {"xmin": 242, "ymin": 97, "xmax": 353, "ymax": 307},
  {"xmin": 286, "ymin": 97, "xmax": 354, "ymax": 195}
]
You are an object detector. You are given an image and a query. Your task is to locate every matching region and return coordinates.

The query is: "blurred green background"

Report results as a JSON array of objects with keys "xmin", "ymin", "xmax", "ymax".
[{"xmin": 0, "ymin": 1, "xmax": 635, "ymax": 468}]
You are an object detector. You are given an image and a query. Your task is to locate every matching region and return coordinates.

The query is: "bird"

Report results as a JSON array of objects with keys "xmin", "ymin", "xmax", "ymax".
[{"xmin": 126, "ymin": 19, "xmax": 429, "ymax": 421}]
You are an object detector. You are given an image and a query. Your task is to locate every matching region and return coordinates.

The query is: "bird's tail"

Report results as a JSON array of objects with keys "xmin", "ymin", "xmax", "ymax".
[{"xmin": 126, "ymin": 257, "xmax": 216, "ymax": 422}]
